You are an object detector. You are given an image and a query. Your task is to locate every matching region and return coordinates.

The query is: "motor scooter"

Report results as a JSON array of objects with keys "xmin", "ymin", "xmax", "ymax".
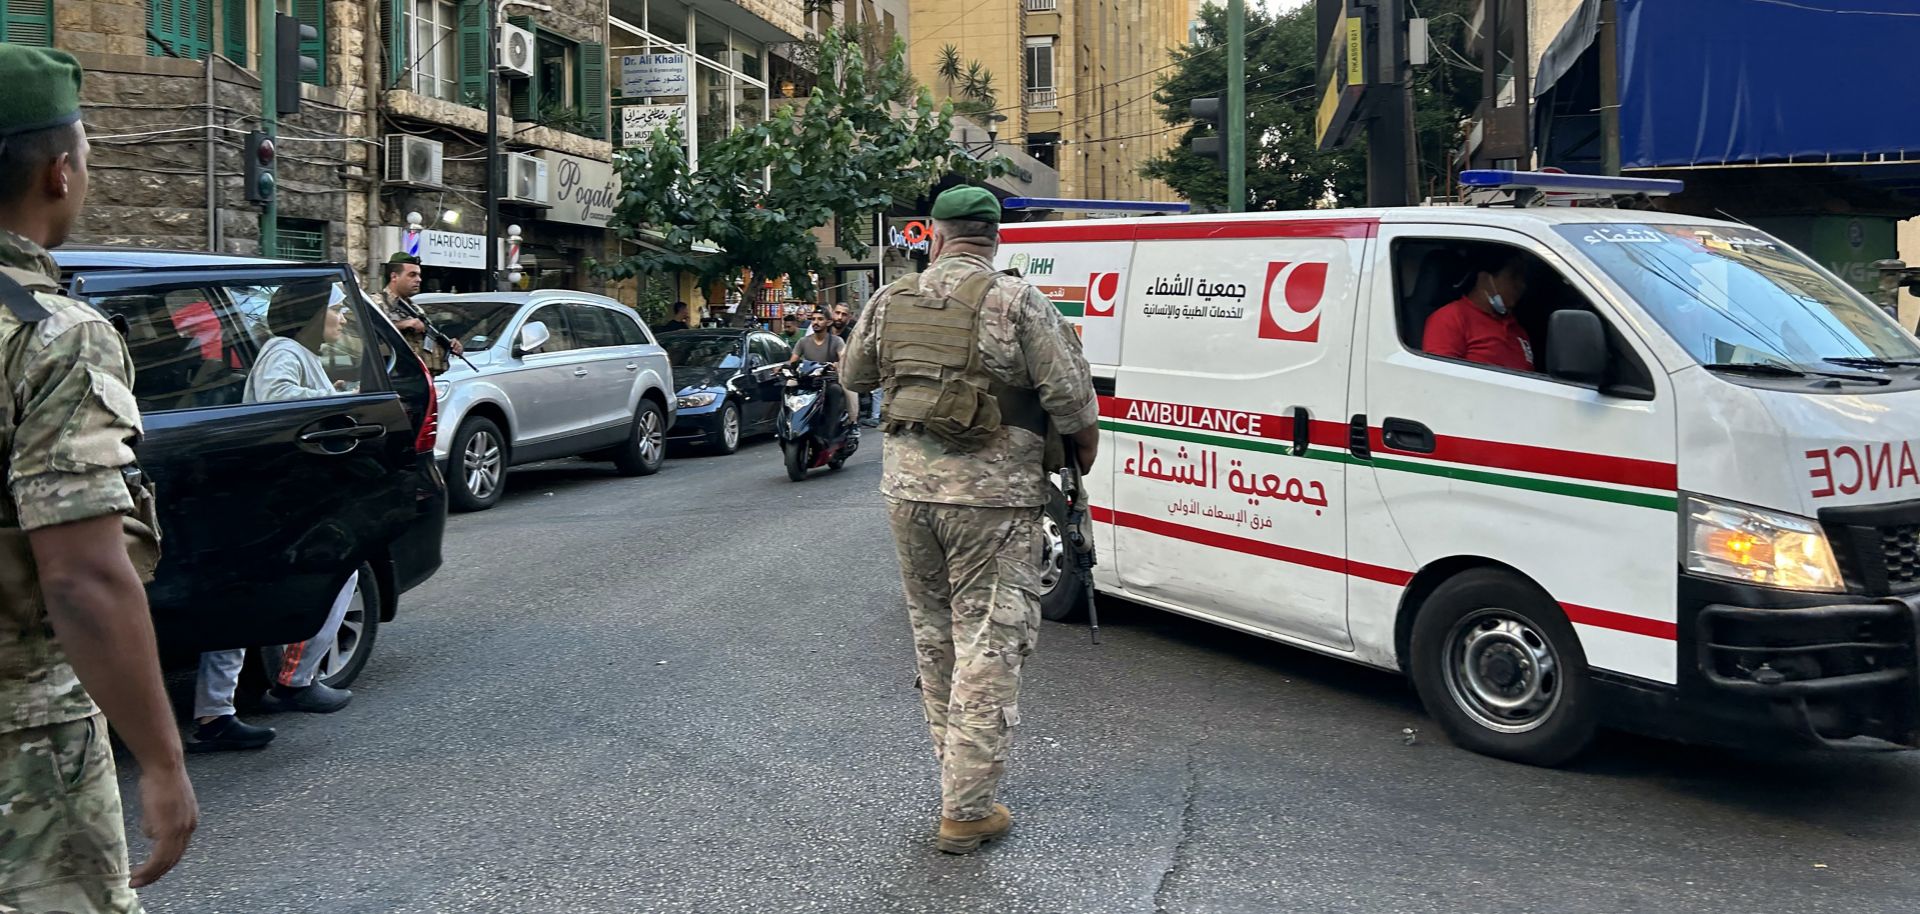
[{"xmin": 777, "ymin": 360, "xmax": 860, "ymax": 481}]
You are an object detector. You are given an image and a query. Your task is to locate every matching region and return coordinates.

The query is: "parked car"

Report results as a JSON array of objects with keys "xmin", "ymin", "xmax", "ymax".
[
  {"xmin": 52, "ymin": 247, "xmax": 447, "ymax": 688},
  {"xmin": 418, "ymin": 291, "xmax": 675, "ymax": 511},
  {"xmin": 659, "ymin": 328, "xmax": 793, "ymax": 455}
]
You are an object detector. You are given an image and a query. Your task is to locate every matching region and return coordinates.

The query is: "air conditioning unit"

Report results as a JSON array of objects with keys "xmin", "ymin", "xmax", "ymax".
[
  {"xmin": 502, "ymin": 152, "xmax": 549, "ymax": 205},
  {"xmin": 497, "ymin": 23, "xmax": 536, "ymax": 79},
  {"xmin": 384, "ymin": 134, "xmax": 444, "ymax": 187}
]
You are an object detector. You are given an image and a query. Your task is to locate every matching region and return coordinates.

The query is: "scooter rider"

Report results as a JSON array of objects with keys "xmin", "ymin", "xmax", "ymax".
[{"xmin": 789, "ymin": 309, "xmax": 854, "ymax": 439}]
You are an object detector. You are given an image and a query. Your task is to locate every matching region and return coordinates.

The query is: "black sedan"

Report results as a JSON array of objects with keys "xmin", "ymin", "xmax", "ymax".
[{"xmin": 660, "ymin": 328, "xmax": 794, "ymax": 454}]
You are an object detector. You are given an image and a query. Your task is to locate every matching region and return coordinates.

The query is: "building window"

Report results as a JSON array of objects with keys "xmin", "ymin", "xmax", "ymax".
[
  {"xmin": 506, "ymin": 18, "xmax": 606, "ymax": 139},
  {"xmin": 0, "ymin": 0, "xmax": 54, "ymax": 46},
  {"xmin": 276, "ymin": 219, "xmax": 329, "ymax": 262},
  {"xmin": 410, "ymin": 0, "xmax": 457, "ymax": 99},
  {"xmin": 1025, "ymin": 38, "xmax": 1056, "ymax": 110},
  {"xmin": 1027, "ymin": 131, "xmax": 1058, "ymax": 169},
  {"xmin": 150, "ymin": 0, "xmax": 212, "ymax": 58}
]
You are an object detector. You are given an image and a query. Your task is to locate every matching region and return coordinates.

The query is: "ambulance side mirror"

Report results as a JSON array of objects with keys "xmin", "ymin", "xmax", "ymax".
[{"xmin": 1546, "ymin": 309, "xmax": 1607, "ymax": 386}]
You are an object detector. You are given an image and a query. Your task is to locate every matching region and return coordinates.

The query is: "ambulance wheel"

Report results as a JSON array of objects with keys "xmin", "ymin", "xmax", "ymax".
[
  {"xmin": 1409, "ymin": 569, "xmax": 1598, "ymax": 767},
  {"xmin": 1038, "ymin": 487, "xmax": 1084, "ymax": 623}
]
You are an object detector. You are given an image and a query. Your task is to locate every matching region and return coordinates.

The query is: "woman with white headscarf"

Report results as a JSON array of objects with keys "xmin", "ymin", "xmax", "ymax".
[{"xmin": 189, "ymin": 282, "xmax": 360, "ymax": 751}]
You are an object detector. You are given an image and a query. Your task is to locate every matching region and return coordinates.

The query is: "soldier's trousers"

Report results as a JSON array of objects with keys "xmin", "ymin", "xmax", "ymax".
[
  {"xmin": 885, "ymin": 498, "xmax": 1043, "ymax": 822},
  {"xmin": 0, "ymin": 714, "xmax": 142, "ymax": 914}
]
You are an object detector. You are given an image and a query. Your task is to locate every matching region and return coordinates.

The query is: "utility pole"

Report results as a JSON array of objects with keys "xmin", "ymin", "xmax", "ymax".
[
  {"xmin": 1365, "ymin": 0, "xmax": 1414, "ymax": 206},
  {"xmin": 485, "ymin": 0, "xmax": 501, "ymax": 290},
  {"xmin": 1226, "ymin": 0, "xmax": 1246, "ymax": 212},
  {"xmin": 257, "ymin": 0, "xmax": 279, "ymax": 255}
]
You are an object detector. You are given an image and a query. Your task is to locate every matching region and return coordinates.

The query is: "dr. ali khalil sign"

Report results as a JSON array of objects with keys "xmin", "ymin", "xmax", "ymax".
[
  {"xmin": 620, "ymin": 54, "xmax": 688, "ymax": 98},
  {"xmin": 536, "ymin": 151, "xmax": 619, "ymax": 229}
]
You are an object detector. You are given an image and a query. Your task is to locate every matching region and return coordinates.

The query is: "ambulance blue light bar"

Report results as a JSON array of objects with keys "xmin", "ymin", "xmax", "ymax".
[
  {"xmin": 1002, "ymin": 197, "xmax": 1192, "ymax": 214},
  {"xmin": 1458, "ymin": 170, "xmax": 1684, "ymax": 196}
]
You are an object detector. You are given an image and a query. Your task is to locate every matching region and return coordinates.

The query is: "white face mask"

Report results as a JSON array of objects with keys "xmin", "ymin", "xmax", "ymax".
[{"xmin": 1482, "ymin": 277, "xmax": 1508, "ymax": 316}]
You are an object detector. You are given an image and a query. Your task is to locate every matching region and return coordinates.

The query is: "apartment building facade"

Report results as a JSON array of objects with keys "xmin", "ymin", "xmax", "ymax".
[
  {"xmin": 908, "ymin": 0, "xmax": 1187, "ymax": 206},
  {"xmin": 2, "ymin": 0, "xmax": 802, "ymax": 297}
]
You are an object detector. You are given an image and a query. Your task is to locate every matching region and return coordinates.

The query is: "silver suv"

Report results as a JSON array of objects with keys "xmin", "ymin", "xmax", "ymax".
[{"xmin": 416, "ymin": 291, "xmax": 676, "ymax": 511}]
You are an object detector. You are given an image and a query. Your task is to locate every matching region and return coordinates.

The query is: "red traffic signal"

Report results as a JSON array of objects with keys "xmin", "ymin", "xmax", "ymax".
[{"xmin": 244, "ymin": 131, "xmax": 277, "ymax": 204}]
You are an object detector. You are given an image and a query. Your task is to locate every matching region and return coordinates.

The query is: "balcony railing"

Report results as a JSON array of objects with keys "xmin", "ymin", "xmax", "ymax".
[
  {"xmin": 1025, "ymin": 88, "xmax": 1058, "ymax": 110},
  {"xmin": 1025, "ymin": 0, "xmax": 1056, "ymax": 11}
]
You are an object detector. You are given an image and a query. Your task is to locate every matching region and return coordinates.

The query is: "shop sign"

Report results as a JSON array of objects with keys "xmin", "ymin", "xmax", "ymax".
[
  {"xmin": 405, "ymin": 228, "xmax": 489, "ymax": 270},
  {"xmin": 537, "ymin": 151, "xmax": 619, "ymax": 228},
  {"xmin": 887, "ymin": 217, "xmax": 933, "ymax": 254},
  {"xmin": 621, "ymin": 104, "xmax": 687, "ymax": 147},
  {"xmin": 620, "ymin": 54, "xmax": 688, "ymax": 98}
]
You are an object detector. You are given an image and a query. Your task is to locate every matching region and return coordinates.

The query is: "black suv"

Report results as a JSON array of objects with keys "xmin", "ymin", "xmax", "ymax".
[{"xmin": 53, "ymin": 247, "xmax": 446, "ymax": 686}]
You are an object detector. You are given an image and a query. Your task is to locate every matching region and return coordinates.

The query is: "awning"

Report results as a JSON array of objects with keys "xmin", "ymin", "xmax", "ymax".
[{"xmin": 1533, "ymin": 0, "xmax": 1599, "ymax": 100}]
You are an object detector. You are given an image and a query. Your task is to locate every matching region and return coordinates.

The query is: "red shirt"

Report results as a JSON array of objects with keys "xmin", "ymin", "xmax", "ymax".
[{"xmin": 1421, "ymin": 297, "xmax": 1535, "ymax": 372}]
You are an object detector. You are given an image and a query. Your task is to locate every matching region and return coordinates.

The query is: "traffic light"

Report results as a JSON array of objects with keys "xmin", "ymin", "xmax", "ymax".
[
  {"xmin": 275, "ymin": 12, "xmax": 319, "ymax": 116},
  {"xmin": 1189, "ymin": 97, "xmax": 1226, "ymax": 169},
  {"xmin": 243, "ymin": 130, "xmax": 276, "ymax": 204}
]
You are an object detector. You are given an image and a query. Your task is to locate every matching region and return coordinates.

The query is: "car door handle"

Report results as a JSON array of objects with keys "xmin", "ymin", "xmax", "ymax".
[
  {"xmin": 299, "ymin": 423, "xmax": 384, "ymax": 444},
  {"xmin": 1381, "ymin": 417, "xmax": 1436, "ymax": 454},
  {"xmin": 573, "ymin": 368, "xmax": 590, "ymax": 378},
  {"xmin": 625, "ymin": 363, "xmax": 639, "ymax": 372}
]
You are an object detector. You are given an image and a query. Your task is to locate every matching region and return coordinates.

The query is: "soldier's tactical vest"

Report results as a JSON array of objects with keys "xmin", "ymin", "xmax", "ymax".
[
  {"xmin": 0, "ymin": 267, "xmax": 163, "ymax": 591},
  {"xmin": 877, "ymin": 268, "xmax": 1046, "ymax": 451}
]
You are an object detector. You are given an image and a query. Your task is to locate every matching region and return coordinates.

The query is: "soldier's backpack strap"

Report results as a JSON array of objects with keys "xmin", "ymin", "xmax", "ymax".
[{"xmin": 0, "ymin": 269, "xmax": 52, "ymax": 322}]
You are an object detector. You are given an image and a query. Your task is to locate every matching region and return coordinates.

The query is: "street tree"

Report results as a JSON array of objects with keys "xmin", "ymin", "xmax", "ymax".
[
  {"xmin": 1143, "ymin": 0, "xmax": 1479, "ymax": 211},
  {"xmin": 598, "ymin": 29, "xmax": 1002, "ymax": 300}
]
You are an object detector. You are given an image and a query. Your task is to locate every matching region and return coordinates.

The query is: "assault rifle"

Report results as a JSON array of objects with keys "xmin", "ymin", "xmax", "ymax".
[
  {"xmin": 1057, "ymin": 440, "xmax": 1100, "ymax": 645},
  {"xmin": 388, "ymin": 294, "xmax": 478, "ymax": 372}
]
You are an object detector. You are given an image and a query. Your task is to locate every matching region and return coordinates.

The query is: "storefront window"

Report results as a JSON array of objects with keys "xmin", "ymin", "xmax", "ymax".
[
  {"xmin": 697, "ymin": 62, "xmax": 731, "ymax": 148},
  {"xmin": 694, "ymin": 12, "xmax": 728, "ymax": 63}
]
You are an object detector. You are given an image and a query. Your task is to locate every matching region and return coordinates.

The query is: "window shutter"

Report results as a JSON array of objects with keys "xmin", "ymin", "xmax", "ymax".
[
  {"xmin": 577, "ymin": 42, "xmax": 606, "ymax": 139},
  {"xmin": 149, "ymin": 0, "xmax": 211, "ymax": 58},
  {"xmin": 0, "ymin": 0, "xmax": 56, "ymax": 46},
  {"xmin": 294, "ymin": 0, "xmax": 326, "ymax": 86},
  {"xmin": 506, "ymin": 15, "xmax": 536, "ymax": 122},
  {"xmin": 221, "ymin": 0, "xmax": 247, "ymax": 61},
  {"xmin": 456, "ymin": 0, "xmax": 487, "ymax": 106},
  {"xmin": 381, "ymin": 0, "xmax": 407, "ymax": 88}
]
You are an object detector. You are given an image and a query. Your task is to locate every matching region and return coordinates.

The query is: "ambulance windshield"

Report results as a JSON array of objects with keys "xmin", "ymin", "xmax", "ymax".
[{"xmin": 1556, "ymin": 223, "xmax": 1920, "ymax": 370}]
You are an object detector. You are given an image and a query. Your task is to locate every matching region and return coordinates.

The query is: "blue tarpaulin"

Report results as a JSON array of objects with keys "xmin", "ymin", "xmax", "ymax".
[{"xmin": 1618, "ymin": 0, "xmax": 1920, "ymax": 169}]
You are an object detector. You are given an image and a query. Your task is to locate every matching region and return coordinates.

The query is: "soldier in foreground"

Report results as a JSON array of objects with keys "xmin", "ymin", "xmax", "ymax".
[
  {"xmin": 844, "ymin": 186, "xmax": 1098, "ymax": 854},
  {"xmin": 0, "ymin": 45, "xmax": 197, "ymax": 911}
]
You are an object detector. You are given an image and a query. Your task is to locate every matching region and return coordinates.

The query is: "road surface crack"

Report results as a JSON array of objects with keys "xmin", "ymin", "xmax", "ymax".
[{"xmin": 1150, "ymin": 739, "xmax": 1202, "ymax": 914}]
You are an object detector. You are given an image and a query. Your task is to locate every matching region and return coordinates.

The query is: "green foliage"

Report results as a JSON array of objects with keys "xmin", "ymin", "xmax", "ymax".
[
  {"xmin": 595, "ymin": 29, "xmax": 1008, "ymax": 298},
  {"xmin": 1143, "ymin": 0, "xmax": 1479, "ymax": 211}
]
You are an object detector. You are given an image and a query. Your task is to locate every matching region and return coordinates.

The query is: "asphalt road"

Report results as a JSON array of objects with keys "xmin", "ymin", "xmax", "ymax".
[{"xmin": 125, "ymin": 434, "xmax": 1920, "ymax": 914}]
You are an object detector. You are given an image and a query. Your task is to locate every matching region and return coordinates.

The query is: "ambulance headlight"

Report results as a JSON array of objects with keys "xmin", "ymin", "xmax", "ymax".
[{"xmin": 1685, "ymin": 496, "xmax": 1844, "ymax": 593}]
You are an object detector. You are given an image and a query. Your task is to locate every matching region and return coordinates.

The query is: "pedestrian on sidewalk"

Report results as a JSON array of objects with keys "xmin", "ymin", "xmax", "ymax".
[
  {"xmin": 190, "ymin": 283, "xmax": 358, "ymax": 752},
  {"xmin": 0, "ymin": 44, "xmax": 198, "ymax": 910},
  {"xmin": 843, "ymin": 186, "xmax": 1099, "ymax": 854}
]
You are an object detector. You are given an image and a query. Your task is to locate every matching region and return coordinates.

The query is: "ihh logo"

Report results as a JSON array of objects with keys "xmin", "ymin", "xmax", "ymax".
[
  {"xmin": 1258, "ymin": 261, "xmax": 1330, "ymax": 342},
  {"xmin": 1086, "ymin": 272, "xmax": 1122, "ymax": 317}
]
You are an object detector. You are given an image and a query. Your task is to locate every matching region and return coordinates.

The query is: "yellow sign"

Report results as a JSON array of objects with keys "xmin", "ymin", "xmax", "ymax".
[
  {"xmin": 1345, "ymin": 14, "xmax": 1364, "ymax": 86},
  {"xmin": 1316, "ymin": 77, "xmax": 1342, "ymax": 145}
]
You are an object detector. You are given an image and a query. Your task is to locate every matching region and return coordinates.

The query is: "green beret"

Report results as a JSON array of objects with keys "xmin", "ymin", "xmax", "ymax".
[
  {"xmin": 931, "ymin": 186, "xmax": 1001, "ymax": 225},
  {"xmin": 388, "ymin": 252, "xmax": 422, "ymax": 265},
  {"xmin": 0, "ymin": 45, "xmax": 82, "ymax": 138}
]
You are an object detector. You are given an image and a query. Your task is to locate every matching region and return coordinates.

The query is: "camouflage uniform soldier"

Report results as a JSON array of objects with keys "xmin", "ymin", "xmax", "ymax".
[
  {"xmin": 844, "ymin": 186, "xmax": 1098, "ymax": 854},
  {"xmin": 0, "ymin": 46, "xmax": 197, "ymax": 911},
  {"xmin": 375, "ymin": 252, "xmax": 457, "ymax": 375}
]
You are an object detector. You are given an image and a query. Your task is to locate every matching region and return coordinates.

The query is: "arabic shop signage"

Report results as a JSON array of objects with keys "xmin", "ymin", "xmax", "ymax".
[
  {"xmin": 620, "ymin": 103, "xmax": 686, "ymax": 147},
  {"xmin": 537, "ymin": 151, "xmax": 618, "ymax": 228},
  {"xmin": 620, "ymin": 54, "xmax": 688, "ymax": 97}
]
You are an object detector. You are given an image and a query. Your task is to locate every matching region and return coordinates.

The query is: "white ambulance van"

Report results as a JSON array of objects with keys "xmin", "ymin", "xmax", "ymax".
[{"xmin": 1003, "ymin": 172, "xmax": 1920, "ymax": 765}]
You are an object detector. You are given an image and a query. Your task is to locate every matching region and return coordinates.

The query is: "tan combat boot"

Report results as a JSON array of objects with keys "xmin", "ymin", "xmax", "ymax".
[{"xmin": 936, "ymin": 803, "xmax": 1013, "ymax": 854}]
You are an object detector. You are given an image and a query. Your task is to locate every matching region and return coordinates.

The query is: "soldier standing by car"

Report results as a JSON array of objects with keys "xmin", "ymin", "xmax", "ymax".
[
  {"xmin": 377, "ymin": 252, "xmax": 461, "ymax": 375},
  {"xmin": 0, "ymin": 45, "xmax": 197, "ymax": 910},
  {"xmin": 843, "ymin": 186, "xmax": 1098, "ymax": 855}
]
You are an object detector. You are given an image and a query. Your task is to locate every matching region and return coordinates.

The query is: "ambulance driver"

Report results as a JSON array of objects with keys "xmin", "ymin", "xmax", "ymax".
[{"xmin": 1421, "ymin": 249, "xmax": 1536, "ymax": 372}]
